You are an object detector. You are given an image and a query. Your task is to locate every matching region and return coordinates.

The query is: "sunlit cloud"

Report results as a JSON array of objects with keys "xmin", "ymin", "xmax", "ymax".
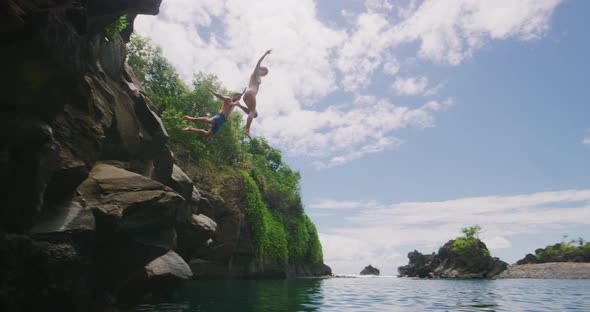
[
  {"xmin": 136, "ymin": 0, "xmax": 561, "ymax": 168},
  {"xmin": 393, "ymin": 76, "xmax": 429, "ymax": 95},
  {"xmin": 315, "ymin": 189, "xmax": 590, "ymax": 274}
]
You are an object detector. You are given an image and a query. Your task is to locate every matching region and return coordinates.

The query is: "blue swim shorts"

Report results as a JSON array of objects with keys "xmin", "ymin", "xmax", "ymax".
[{"xmin": 211, "ymin": 112, "xmax": 226, "ymax": 133}]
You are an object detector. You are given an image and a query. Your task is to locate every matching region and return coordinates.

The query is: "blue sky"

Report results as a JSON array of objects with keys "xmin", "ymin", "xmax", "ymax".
[{"xmin": 137, "ymin": 0, "xmax": 590, "ymax": 274}]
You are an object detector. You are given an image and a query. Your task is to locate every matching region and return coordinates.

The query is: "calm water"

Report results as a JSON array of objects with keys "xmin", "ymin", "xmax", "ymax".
[{"xmin": 134, "ymin": 277, "xmax": 590, "ymax": 311}]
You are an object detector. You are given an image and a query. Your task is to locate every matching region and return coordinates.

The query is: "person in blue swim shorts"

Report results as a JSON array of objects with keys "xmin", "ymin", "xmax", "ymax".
[{"xmin": 181, "ymin": 87, "xmax": 242, "ymax": 137}]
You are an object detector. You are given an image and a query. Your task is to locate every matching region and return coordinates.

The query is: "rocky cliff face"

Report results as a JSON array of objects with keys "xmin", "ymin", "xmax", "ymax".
[
  {"xmin": 0, "ymin": 1, "xmax": 328, "ymax": 310},
  {"xmin": 398, "ymin": 240, "xmax": 507, "ymax": 279},
  {"xmin": 176, "ymin": 165, "xmax": 332, "ymax": 280}
]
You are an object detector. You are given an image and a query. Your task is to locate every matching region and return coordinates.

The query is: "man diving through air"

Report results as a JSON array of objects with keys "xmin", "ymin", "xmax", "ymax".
[{"xmin": 181, "ymin": 87, "xmax": 242, "ymax": 137}]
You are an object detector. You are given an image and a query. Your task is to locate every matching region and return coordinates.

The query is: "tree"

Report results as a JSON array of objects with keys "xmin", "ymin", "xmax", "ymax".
[
  {"xmin": 461, "ymin": 225, "xmax": 482, "ymax": 240},
  {"xmin": 127, "ymin": 34, "xmax": 187, "ymax": 110}
]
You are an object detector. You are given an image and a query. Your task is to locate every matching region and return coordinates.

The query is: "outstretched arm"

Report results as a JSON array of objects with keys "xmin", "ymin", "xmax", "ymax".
[
  {"xmin": 234, "ymin": 101, "xmax": 258, "ymax": 118},
  {"xmin": 208, "ymin": 86, "xmax": 229, "ymax": 101},
  {"xmin": 253, "ymin": 49, "xmax": 272, "ymax": 73}
]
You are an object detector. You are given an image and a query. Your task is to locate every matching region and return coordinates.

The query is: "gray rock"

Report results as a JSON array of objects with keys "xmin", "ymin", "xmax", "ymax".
[
  {"xmin": 30, "ymin": 200, "xmax": 95, "ymax": 234},
  {"xmin": 191, "ymin": 214, "xmax": 217, "ymax": 236},
  {"xmin": 78, "ymin": 163, "xmax": 182, "ymax": 249},
  {"xmin": 145, "ymin": 250, "xmax": 192, "ymax": 280}
]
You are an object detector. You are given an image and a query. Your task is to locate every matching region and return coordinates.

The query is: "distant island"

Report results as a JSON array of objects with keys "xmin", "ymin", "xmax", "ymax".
[
  {"xmin": 499, "ymin": 238, "xmax": 590, "ymax": 279},
  {"xmin": 398, "ymin": 225, "xmax": 507, "ymax": 279},
  {"xmin": 360, "ymin": 265, "xmax": 380, "ymax": 276},
  {"xmin": 398, "ymin": 226, "xmax": 590, "ymax": 279},
  {"xmin": 516, "ymin": 238, "xmax": 590, "ymax": 264}
]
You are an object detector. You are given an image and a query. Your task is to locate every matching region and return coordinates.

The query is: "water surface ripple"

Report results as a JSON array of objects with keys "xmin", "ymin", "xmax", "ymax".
[{"xmin": 134, "ymin": 277, "xmax": 590, "ymax": 311}]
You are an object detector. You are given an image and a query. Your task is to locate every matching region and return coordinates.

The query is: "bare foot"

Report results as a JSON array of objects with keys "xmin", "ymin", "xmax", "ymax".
[
  {"xmin": 243, "ymin": 130, "xmax": 252, "ymax": 140},
  {"xmin": 182, "ymin": 126, "xmax": 194, "ymax": 131},
  {"xmin": 182, "ymin": 115, "xmax": 191, "ymax": 121}
]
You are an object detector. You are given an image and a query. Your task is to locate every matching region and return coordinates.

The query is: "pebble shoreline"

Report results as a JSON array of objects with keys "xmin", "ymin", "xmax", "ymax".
[{"xmin": 498, "ymin": 262, "xmax": 590, "ymax": 279}]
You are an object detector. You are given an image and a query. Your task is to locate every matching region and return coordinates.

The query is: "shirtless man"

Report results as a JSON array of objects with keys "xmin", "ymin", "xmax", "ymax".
[
  {"xmin": 181, "ymin": 87, "xmax": 242, "ymax": 137},
  {"xmin": 241, "ymin": 49, "xmax": 271, "ymax": 139}
]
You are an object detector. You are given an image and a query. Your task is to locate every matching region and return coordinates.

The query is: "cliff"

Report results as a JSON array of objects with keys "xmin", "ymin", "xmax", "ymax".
[{"xmin": 0, "ymin": 1, "xmax": 329, "ymax": 311}]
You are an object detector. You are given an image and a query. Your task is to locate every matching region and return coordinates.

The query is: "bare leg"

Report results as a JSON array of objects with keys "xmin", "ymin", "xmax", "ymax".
[
  {"xmin": 183, "ymin": 116, "xmax": 214, "ymax": 124},
  {"xmin": 181, "ymin": 125, "xmax": 212, "ymax": 137},
  {"xmin": 243, "ymin": 92, "xmax": 257, "ymax": 138},
  {"xmin": 236, "ymin": 103, "xmax": 259, "ymax": 118}
]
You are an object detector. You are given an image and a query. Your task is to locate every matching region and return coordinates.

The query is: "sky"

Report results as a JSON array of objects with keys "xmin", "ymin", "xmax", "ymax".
[{"xmin": 135, "ymin": 0, "xmax": 590, "ymax": 275}]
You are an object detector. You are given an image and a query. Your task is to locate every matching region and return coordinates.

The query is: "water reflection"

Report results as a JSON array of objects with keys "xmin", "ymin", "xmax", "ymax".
[
  {"xmin": 134, "ymin": 278, "xmax": 590, "ymax": 312},
  {"xmin": 135, "ymin": 279, "xmax": 323, "ymax": 312}
]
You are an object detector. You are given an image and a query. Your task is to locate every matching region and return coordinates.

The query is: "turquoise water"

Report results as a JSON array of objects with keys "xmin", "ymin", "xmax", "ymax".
[{"xmin": 135, "ymin": 277, "xmax": 590, "ymax": 311}]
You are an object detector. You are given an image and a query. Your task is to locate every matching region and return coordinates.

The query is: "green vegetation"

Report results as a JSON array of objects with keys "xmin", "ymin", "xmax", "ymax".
[
  {"xmin": 452, "ymin": 225, "xmax": 491, "ymax": 257},
  {"xmin": 242, "ymin": 170, "xmax": 288, "ymax": 262},
  {"xmin": 534, "ymin": 237, "xmax": 590, "ymax": 262},
  {"xmin": 105, "ymin": 15, "xmax": 128, "ymax": 41},
  {"xmin": 127, "ymin": 34, "xmax": 323, "ymax": 264}
]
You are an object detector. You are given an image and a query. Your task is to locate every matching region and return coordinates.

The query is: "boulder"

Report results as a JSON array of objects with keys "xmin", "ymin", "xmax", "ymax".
[
  {"xmin": 360, "ymin": 265, "xmax": 380, "ymax": 276},
  {"xmin": 176, "ymin": 214, "xmax": 217, "ymax": 261},
  {"xmin": 77, "ymin": 163, "xmax": 182, "ymax": 249},
  {"xmin": 145, "ymin": 250, "xmax": 192, "ymax": 280},
  {"xmin": 191, "ymin": 214, "xmax": 217, "ymax": 236}
]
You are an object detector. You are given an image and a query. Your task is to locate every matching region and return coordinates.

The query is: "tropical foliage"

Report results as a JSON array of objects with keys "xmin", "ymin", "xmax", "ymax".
[
  {"xmin": 452, "ymin": 225, "xmax": 490, "ymax": 257},
  {"xmin": 105, "ymin": 15, "xmax": 128, "ymax": 41},
  {"xmin": 127, "ymin": 34, "xmax": 323, "ymax": 264},
  {"xmin": 534, "ymin": 237, "xmax": 590, "ymax": 262}
]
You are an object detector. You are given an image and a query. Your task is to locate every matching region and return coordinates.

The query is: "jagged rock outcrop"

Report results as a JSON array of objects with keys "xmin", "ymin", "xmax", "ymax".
[
  {"xmin": 360, "ymin": 265, "xmax": 380, "ymax": 276},
  {"xmin": 398, "ymin": 240, "xmax": 508, "ymax": 279}
]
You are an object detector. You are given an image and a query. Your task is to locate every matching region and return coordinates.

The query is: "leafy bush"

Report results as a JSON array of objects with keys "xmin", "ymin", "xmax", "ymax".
[
  {"xmin": 452, "ymin": 225, "xmax": 490, "ymax": 257},
  {"xmin": 105, "ymin": 15, "xmax": 128, "ymax": 41},
  {"xmin": 241, "ymin": 170, "xmax": 288, "ymax": 262},
  {"xmin": 534, "ymin": 237, "xmax": 590, "ymax": 262}
]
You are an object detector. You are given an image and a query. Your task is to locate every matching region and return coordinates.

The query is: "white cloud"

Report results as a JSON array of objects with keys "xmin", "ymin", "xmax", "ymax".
[
  {"xmin": 135, "ymin": 0, "xmax": 562, "ymax": 168},
  {"xmin": 315, "ymin": 189, "xmax": 590, "ymax": 274},
  {"xmin": 310, "ymin": 199, "xmax": 379, "ymax": 210},
  {"xmin": 423, "ymin": 97, "xmax": 455, "ymax": 111},
  {"xmin": 336, "ymin": 0, "xmax": 561, "ymax": 88},
  {"xmin": 584, "ymin": 129, "xmax": 590, "ymax": 146},
  {"xmin": 424, "ymin": 81, "xmax": 446, "ymax": 96},
  {"xmin": 393, "ymin": 0, "xmax": 562, "ymax": 65},
  {"xmin": 382, "ymin": 59, "xmax": 400, "ymax": 75},
  {"xmin": 393, "ymin": 76, "xmax": 429, "ymax": 95}
]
